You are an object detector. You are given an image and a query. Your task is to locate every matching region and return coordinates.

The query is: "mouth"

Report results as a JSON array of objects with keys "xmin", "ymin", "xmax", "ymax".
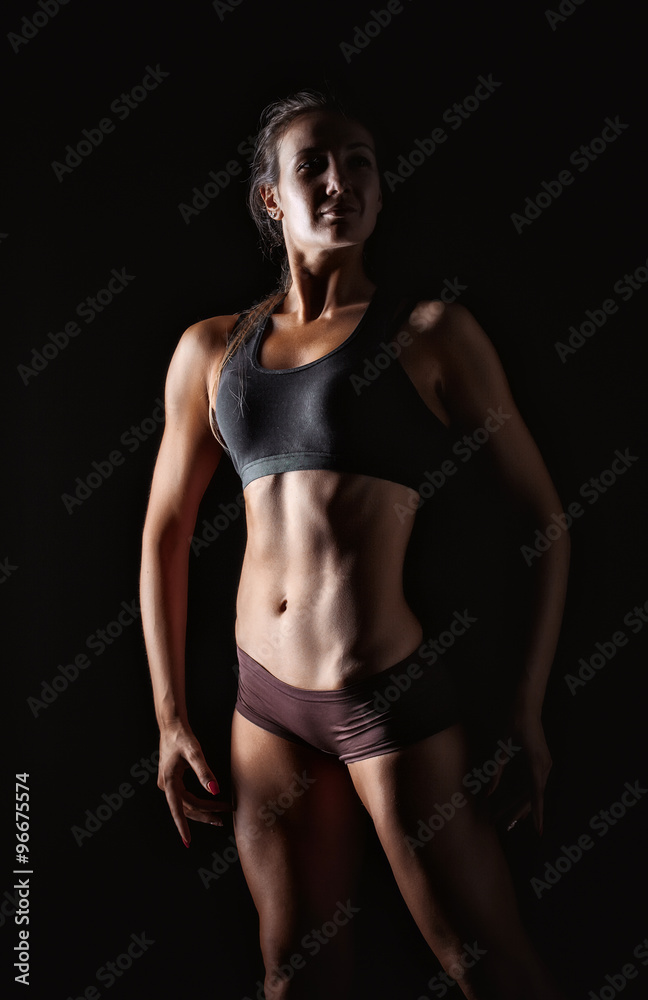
[{"xmin": 321, "ymin": 205, "xmax": 357, "ymax": 218}]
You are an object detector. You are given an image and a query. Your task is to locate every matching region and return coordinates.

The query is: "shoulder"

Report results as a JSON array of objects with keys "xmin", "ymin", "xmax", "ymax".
[
  {"xmin": 174, "ymin": 313, "xmax": 239, "ymax": 363},
  {"xmin": 165, "ymin": 314, "xmax": 239, "ymax": 413},
  {"xmin": 408, "ymin": 299, "xmax": 483, "ymax": 341},
  {"xmin": 407, "ymin": 299, "xmax": 500, "ymax": 372}
]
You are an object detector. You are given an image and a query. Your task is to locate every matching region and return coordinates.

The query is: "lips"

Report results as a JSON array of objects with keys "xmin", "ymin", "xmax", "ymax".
[{"xmin": 322, "ymin": 203, "xmax": 357, "ymax": 216}]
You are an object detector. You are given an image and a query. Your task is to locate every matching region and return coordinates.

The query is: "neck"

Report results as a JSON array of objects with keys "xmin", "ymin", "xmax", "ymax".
[{"xmin": 279, "ymin": 244, "xmax": 375, "ymax": 323}]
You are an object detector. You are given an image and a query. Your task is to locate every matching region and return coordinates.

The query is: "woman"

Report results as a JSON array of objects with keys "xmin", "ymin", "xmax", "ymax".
[{"xmin": 140, "ymin": 90, "xmax": 571, "ymax": 999}]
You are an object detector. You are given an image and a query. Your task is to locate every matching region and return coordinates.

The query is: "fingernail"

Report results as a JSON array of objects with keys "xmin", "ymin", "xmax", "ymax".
[
  {"xmin": 208, "ymin": 780, "xmax": 219, "ymax": 795},
  {"xmin": 182, "ymin": 838, "xmax": 190, "ymax": 848}
]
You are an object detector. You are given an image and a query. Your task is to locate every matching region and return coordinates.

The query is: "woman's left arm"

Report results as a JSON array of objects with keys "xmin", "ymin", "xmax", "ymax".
[{"xmin": 433, "ymin": 302, "xmax": 571, "ymax": 835}]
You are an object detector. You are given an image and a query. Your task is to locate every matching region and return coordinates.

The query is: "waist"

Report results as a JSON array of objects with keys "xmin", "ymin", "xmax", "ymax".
[
  {"xmin": 235, "ymin": 469, "xmax": 425, "ymax": 686},
  {"xmin": 235, "ymin": 574, "xmax": 423, "ymax": 688},
  {"xmin": 233, "ymin": 611, "xmax": 426, "ymax": 690}
]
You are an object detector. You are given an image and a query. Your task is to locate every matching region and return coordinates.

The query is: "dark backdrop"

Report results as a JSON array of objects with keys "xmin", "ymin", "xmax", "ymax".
[{"xmin": 5, "ymin": 1, "xmax": 647, "ymax": 997}]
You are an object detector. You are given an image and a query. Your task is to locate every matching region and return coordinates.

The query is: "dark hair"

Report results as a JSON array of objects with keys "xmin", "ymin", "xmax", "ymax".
[{"xmin": 209, "ymin": 89, "xmax": 377, "ymax": 439}]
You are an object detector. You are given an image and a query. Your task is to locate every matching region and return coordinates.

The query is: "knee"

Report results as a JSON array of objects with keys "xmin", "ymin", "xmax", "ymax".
[
  {"xmin": 260, "ymin": 946, "xmax": 307, "ymax": 999},
  {"xmin": 436, "ymin": 942, "xmax": 562, "ymax": 1000},
  {"xmin": 260, "ymin": 928, "xmax": 353, "ymax": 999},
  {"xmin": 262, "ymin": 966, "xmax": 294, "ymax": 1000},
  {"xmin": 436, "ymin": 940, "xmax": 490, "ymax": 993}
]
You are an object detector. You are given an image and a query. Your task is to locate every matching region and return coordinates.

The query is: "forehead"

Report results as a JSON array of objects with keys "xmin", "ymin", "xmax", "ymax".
[{"xmin": 278, "ymin": 111, "xmax": 375, "ymax": 161}]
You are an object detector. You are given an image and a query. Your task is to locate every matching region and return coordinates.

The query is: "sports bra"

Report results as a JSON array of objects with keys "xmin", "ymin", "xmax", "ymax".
[{"xmin": 214, "ymin": 284, "xmax": 449, "ymax": 491}]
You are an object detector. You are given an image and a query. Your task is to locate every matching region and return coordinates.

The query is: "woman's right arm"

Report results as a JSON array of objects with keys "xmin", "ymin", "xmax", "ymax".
[{"xmin": 140, "ymin": 318, "xmax": 233, "ymax": 846}]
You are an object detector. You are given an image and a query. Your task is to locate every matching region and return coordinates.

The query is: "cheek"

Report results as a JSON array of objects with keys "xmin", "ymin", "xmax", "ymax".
[{"xmin": 281, "ymin": 180, "xmax": 313, "ymax": 214}]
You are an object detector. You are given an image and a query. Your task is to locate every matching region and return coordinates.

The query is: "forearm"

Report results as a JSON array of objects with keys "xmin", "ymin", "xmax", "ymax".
[
  {"xmin": 513, "ymin": 530, "xmax": 571, "ymax": 721},
  {"xmin": 140, "ymin": 523, "xmax": 192, "ymax": 730}
]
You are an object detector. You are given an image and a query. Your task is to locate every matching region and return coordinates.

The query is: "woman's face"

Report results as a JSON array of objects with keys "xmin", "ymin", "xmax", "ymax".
[{"xmin": 262, "ymin": 110, "xmax": 382, "ymax": 256}]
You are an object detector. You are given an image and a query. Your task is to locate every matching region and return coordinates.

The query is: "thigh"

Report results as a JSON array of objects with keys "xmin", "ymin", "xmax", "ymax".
[
  {"xmin": 347, "ymin": 724, "xmax": 557, "ymax": 998},
  {"xmin": 230, "ymin": 710, "xmax": 366, "ymax": 998}
]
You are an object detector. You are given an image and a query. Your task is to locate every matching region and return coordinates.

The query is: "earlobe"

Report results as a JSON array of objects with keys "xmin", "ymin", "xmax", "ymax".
[{"xmin": 259, "ymin": 184, "xmax": 281, "ymax": 219}]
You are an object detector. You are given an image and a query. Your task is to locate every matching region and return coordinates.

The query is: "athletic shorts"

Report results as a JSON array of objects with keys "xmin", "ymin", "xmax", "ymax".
[{"xmin": 234, "ymin": 644, "xmax": 462, "ymax": 765}]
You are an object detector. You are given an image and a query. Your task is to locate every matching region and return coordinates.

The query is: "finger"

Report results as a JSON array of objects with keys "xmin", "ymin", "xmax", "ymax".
[
  {"xmin": 182, "ymin": 799, "xmax": 231, "ymax": 827},
  {"xmin": 185, "ymin": 808, "xmax": 225, "ymax": 827},
  {"xmin": 486, "ymin": 758, "xmax": 505, "ymax": 797},
  {"xmin": 165, "ymin": 775, "xmax": 192, "ymax": 846},
  {"xmin": 532, "ymin": 785, "xmax": 545, "ymax": 837},
  {"xmin": 182, "ymin": 791, "xmax": 234, "ymax": 814},
  {"xmin": 506, "ymin": 801, "xmax": 532, "ymax": 831},
  {"xmin": 183, "ymin": 744, "xmax": 221, "ymax": 797}
]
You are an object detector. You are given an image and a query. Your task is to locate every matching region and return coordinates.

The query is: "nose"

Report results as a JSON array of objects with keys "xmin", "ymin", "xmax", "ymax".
[{"xmin": 324, "ymin": 156, "xmax": 350, "ymax": 195}]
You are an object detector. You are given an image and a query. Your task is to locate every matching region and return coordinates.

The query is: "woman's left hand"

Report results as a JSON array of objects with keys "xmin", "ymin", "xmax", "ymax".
[{"xmin": 486, "ymin": 714, "xmax": 552, "ymax": 836}]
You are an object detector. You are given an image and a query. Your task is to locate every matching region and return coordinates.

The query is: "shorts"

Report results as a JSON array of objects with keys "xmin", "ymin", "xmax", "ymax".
[{"xmin": 234, "ymin": 644, "xmax": 462, "ymax": 765}]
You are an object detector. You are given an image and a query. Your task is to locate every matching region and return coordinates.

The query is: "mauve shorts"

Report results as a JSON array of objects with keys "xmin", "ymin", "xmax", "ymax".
[{"xmin": 234, "ymin": 645, "xmax": 461, "ymax": 765}]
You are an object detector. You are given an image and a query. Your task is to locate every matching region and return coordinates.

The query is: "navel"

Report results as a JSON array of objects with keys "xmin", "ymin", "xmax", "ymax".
[{"xmin": 278, "ymin": 598, "xmax": 288, "ymax": 613}]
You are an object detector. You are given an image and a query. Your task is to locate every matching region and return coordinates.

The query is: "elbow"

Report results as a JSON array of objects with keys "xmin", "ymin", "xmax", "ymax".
[{"xmin": 141, "ymin": 515, "xmax": 192, "ymax": 565}]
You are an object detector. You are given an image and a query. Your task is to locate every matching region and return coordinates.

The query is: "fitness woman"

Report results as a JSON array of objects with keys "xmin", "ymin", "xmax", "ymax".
[{"xmin": 140, "ymin": 91, "xmax": 571, "ymax": 999}]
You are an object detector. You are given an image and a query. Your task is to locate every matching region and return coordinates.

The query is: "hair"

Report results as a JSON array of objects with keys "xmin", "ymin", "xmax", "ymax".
[{"xmin": 208, "ymin": 88, "xmax": 378, "ymax": 441}]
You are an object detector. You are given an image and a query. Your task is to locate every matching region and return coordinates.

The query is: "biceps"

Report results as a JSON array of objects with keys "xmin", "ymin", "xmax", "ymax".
[
  {"xmin": 482, "ymin": 409, "xmax": 563, "ymax": 517},
  {"xmin": 438, "ymin": 308, "xmax": 563, "ymax": 516},
  {"xmin": 144, "ymin": 422, "xmax": 223, "ymax": 540}
]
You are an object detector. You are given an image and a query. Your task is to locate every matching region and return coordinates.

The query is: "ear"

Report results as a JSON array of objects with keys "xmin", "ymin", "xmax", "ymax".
[{"xmin": 259, "ymin": 184, "xmax": 283, "ymax": 220}]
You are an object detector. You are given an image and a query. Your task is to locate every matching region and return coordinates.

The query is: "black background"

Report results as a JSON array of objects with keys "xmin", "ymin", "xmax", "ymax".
[{"xmin": 5, "ymin": 0, "xmax": 647, "ymax": 997}]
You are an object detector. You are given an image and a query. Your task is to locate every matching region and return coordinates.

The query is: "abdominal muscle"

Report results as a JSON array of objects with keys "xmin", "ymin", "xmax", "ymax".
[{"xmin": 233, "ymin": 469, "xmax": 424, "ymax": 690}]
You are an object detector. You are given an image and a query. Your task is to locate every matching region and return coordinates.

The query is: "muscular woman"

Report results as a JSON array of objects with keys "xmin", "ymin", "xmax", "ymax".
[{"xmin": 140, "ymin": 90, "xmax": 571, "ymax": 999}]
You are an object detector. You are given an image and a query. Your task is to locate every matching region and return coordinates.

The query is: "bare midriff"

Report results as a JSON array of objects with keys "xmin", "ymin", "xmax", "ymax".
[{"xmin": 234, "ymin": 469, "xmax": 424, "ymax": 690}]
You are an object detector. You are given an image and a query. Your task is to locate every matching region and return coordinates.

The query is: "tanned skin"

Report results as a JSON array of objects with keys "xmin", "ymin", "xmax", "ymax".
[{"xmin": 141, "ymin": 110, "xmax": 571, "ymax": 999}]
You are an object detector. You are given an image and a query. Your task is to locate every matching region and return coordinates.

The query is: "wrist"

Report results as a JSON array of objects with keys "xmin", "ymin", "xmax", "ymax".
[
  {"xmin": 511, "ymin": 687, "xmax": 543, "ymax": 727},
  {"xmin": 157, "ymin": 708, "xmax": 190, "ymax": 731}
]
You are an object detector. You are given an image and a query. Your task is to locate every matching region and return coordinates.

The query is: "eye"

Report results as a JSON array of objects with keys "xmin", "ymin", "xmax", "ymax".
[
  {"xmin": 350, "ymin": 154, "xmax": 373, "ymax": 168},
  {"xmin": 297, "ymin": 156, "xmax": 325, "ymax": 172}
]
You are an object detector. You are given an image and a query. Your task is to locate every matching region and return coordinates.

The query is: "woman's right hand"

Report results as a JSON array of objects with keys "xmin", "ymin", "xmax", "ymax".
[{"xmin": 157, "ymin": 720, "xmax": 233, "ymax": 846}]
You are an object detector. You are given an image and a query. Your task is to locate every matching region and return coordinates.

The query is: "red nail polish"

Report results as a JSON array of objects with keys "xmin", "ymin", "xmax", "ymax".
[
  {"xmin": 182, "ymin": 838, "xmax": 190, "ymax": 848},
  {"xmin": 208, "ymin": 780, "xmax": 219, "ymax": 795}
]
